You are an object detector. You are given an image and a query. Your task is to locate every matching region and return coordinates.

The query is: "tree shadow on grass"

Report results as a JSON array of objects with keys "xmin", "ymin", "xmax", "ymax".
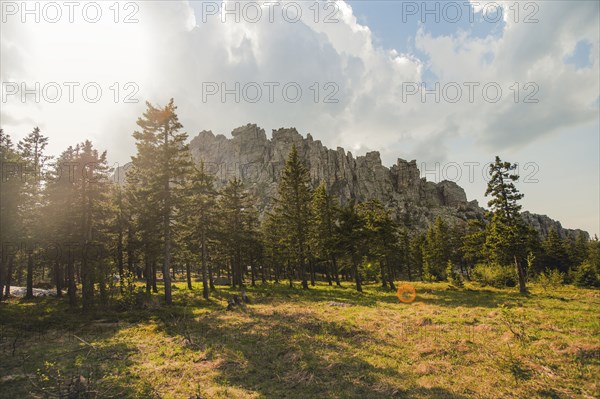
[
  {"xmin": 0, "ymin": 283, "xmax": 510, "ymax": 398},
  {"xmin": 0, "ymin": 320, "xmax": 155, "ymax": 398},
  {"xmin": 241, "ymin": 282, "xmax": 400, "ymax": 308},
  {"xmin": 415, "ymin": 286, "xmax": 525, "ymax": 308},
  {"xmin": 236, "ymin": 281, "xmax": 527, "ymax": 310},
  {"xmin": 157, "ymin": 303, "xmax": 471, "ymax": 399}
]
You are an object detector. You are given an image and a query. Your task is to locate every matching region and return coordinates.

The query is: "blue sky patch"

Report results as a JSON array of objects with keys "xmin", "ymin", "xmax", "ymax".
[{"xmin": 564, "ymin": 40, "xmax": 593, "ymax": 69}]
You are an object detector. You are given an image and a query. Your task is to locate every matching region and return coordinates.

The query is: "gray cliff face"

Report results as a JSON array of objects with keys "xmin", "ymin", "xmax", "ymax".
[
  {"xmin": 113, "ymin": 124, "xmax": 588, "ymax": 238},
  {"xmin": 521, "ymin": 211, "xmax": 589, "ymax": 240},
  {"xmin": 189, "ymin": 124, "xmax": 482, "ymax": 230}
]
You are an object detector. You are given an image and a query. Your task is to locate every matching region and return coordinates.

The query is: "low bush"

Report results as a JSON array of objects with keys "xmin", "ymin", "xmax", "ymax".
[
  {"xmin": 472, "ymin": 263, "xmax": 517, "ymax": 288},
  {"xmin": 536, "ymin": 269, "xmax": 565, "ymax": 291},
  {"xmin": 573, "ymin": 261, "xmax": 600, "ymax": 288}
]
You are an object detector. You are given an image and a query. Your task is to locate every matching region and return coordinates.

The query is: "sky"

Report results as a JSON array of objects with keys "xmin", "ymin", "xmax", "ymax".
[{"xmin": 1, "ymin": 0, "xmax": 599, "ymax": 236}]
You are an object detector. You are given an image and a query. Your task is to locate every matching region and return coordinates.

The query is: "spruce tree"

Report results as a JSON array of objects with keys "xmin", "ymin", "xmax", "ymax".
[
  {"xmin": 183, "ymin": 161, "xmax": 217, "ymax": 299},
  {"xmin": 356, "ymin": 199, "xmax": 398, "ymax": 289},
  {"xmin": 46, "ymin": 146, "xmax": 80, "ymax": 306},
  {"xmin": 273, "ymin": 145, "xmax": 312, "ymax": 289},
  {"xmin": 0, "ymin": 130, "xmax": 23, "ymax": 300},
  {"xmin": 310, "ymin": 182, "xmax": 341, "ymax": 286},
  {"xmin": 17, "ymin": 127, "xmax": 51, "ymax": 298},
  {"xmin": 542, "ymin": 229, "xmax": 570, "ymax": 273},
  {"xmin": 217, "ymin": 178, "xmax": 255, "ymax": 288},
  {"xmin": 484, "ymin": 156, "xmax": 529, "ymax": 294},
  {"xmin": 423, "ymin": 216, "xmax": 450, "ymax": 281},
  {"xmin": 131, "ymin": 99, "xmax": 191, "ymax": 304},
  {"xmin": 461, "ymin": 219, "xmax": 486, "ymax": 278},
  {"xmin": 77, "ymin": 141, "xmax": 111, "ymax": 310},
  {"xmin": 337, "ymin": 201, "xmax": 365, "ymax": 292}
]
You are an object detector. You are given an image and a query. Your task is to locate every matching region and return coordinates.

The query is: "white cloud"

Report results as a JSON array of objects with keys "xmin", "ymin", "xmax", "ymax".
[{"xmin": 1, "ymin": 0, "xmax": 598, "ymax": 233}]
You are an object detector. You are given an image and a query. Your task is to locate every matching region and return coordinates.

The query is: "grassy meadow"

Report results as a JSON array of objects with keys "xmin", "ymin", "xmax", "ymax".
[{"xmin": 0, "ymin": 281, "xmax": 598, "ymax": 399}]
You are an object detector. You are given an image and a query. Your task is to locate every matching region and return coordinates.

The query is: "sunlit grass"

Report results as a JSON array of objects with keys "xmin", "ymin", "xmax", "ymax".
[{"xmin": 1, "ymin": 281, "xmax": 598, "ymax": 398}]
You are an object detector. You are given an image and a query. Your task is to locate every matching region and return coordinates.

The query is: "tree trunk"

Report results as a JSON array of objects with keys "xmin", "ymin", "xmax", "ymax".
[
  {"xmin": 81, "ymin": 258, "xmax": 94, "ymax": 311},
  {"xmin": 186, "ymin": 263, "xmax": 192, "ymax": 290},
  {"xmin": 232, "ymin": 258, "xmax": 237, "ymax": 288},
  {"xmin": 117, "ymin": 229, "xmax": 124, "ymax": 282},
  {"xmin": 514, "ymin": 255, "xmax": 528, "ymax": 294},
  {"xmin": 208, "ymin": 257, "xmax": 215, "ymax": 292},
  {"xmin": 67, "ymin": 255, "xmax": 76, "ymax": 307},
  {"xmin": 145, "ymin": 256, "xmax": 152, "ymax": 293},
  {"xmin": 163, "ymin": 214, "xmax": 172, "ymax": 304},
  {"xmin": 250, "ymin": 254, "xmax": 256, "ymax": 287},
  {"xmin": 99, "ymin": 269, "xmax": 108, "ymax": 307},
  {"xmin": 0, "ymin": 256, "xmax": 4, "ymax": 302},
  {"xmin": 126, "ymin": 224, "xmax": 134, "ymax": 275},
  {"xmin": 274, "ymin": 261, "xmax": 280, "ymax": 284},
  {"xmin": 152, "ymin": 259, "xmax": 158, "ymax": 293},
  {"xmin": 288, "ymin": 260, "xmax": 293, "ymax": 288},
  {"xmin": 201, "ymin": 231, "xmax": 209, "ymax": 299},
  {"xmin": 352, "ymin": 255, "xmax": 362, "ymax": 292},
  {"xmin": 227, "ymin": 260, "xmax": 232, "ymax": 287},
  {"xmin": 387, "ymin": 258, "xmax": 396, "ymax": 290},
  {"xmin": 300, "ymin": 250, "xmax": 308, "ymax": 290},
  {"xmin": 4, "ymin": 256, "xmax": 13, "ymax": 298},
  {"xmin": 26, "ymin": 251, "xmax": 34, "ymax": 299},
  {"xmin": 54, "ymin": 260, "xmax": 62, "ymax": 297},
  {"xmin": 325, "ymin": 261, "xmax": 332, "ymax": 286},
  {"xmin": 309, "ymin": 257, "xmax": 315, "ymax": 287},
  {"xmin": 381, "ymin": 260, "xmax": 388, "ymax": 288},
  {"xmin": 331, "ymin": 256, "xmax": 341, "ymax": 286}
]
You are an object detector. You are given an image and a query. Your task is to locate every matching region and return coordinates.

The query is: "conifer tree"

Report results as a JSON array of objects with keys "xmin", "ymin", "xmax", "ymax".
[
  {"xmin": 46, "ymin": 146, "xmax": 80, "ymax": 306},
  {"xmin": 310, "ymin": 182, "xmax": 341, "ymax": 286},
  {"xmin": 484, "ymin": 156, "xmax": 530, "ymax": 294},
  {"xmin": 356, "ymin": 199, "xmax": 398, "ymax": 289},
  {"xmin": 461, "ymin": 219, "xmax": 486, "ymax": 278},
  {"xmin": 0, "ymin": 129, "xmax": 23, "ymax": 300},
  {"xmin": 337, "ymin": 202, "xmax": 365, "ymax": 292},
  {"xmin": 218, "ymin": 178, "xmax": 255, "ymax": 288},
  {"xmin": 409, "ymin": 233, "xmax": 426, "ymax": 280},
  {"xmin": 423, "ymin": 216, "xmax": 450, "ymax": 281},
  {"xmin": 17, "ymin": 127, "xmax": 51, "ymax": 298},
  {"xmin": 273, "ymin": 145, "xmax": 312, "ymax": 289},
  {"xmin": 131, "ymin": 99, "xmax": 191, "ymax": 304},
  {"xmin": 77, "ymin": 141, "xmax": 111, "ymax": 309},
  {"xmin": 183, "ymin": 161, "xmax": 217, "ymax": 299},
  {"xmin": 542, "ymin": 229, "xmax": 570, "ymax": 273}
]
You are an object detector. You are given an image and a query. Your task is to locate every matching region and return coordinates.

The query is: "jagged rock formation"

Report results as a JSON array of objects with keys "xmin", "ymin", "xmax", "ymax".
[
  {"xmin": 189, "ymin": 124, "xmax": 484, "ymax": 230},
  {"xmin": 521, "ymin": 211, "xmax": 589, "ymax": 240},
  {"xmin": 113, "ymin": 123, "xmax": 588, "ymax": 238}
]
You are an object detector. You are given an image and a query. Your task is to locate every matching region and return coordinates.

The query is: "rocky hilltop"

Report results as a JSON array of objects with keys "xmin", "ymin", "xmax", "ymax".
[
  {"xmin": 521, "ymin": 212, "xmax": 589, "ymax": 240},
  {"xmin": 189, "ymin": 124, "xmax": 483, "ymax": 230},
  {"xmin": 113, "ymin": 123, "xmax": 587, "ymax": 239}
]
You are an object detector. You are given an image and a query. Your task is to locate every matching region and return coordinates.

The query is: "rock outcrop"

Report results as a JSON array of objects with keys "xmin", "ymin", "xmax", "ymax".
[
  {"xmin": 189, "ymin": 124, "xmax": 483, "ymax": 230},
  {"xmin": 521, "ymin": 211, "xmax": 589, "ymax": 240},
  {"xmin": 114, "ymin": 123, "xmax": 588, "ymax": 238}
]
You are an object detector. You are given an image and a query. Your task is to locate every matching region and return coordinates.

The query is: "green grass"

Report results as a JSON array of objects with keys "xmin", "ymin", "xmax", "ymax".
[{"xmin": 1, "ymin": 281, "xmax": 598, "ymax": 398}]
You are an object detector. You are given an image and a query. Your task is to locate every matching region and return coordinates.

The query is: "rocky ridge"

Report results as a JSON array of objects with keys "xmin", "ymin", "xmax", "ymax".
[
  {"xmin": 188, "ymin": 124, "xmax": 587, "ymax": 239},
  {"xmin": 113, "ymin": 123, "xmax": 587, "ymax": 239}
]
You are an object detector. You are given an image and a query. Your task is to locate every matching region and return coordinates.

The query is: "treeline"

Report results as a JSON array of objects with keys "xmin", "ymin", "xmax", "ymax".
[{"xmin": 1, "ymin": 100, "xmax": 598, "ymax": 309}]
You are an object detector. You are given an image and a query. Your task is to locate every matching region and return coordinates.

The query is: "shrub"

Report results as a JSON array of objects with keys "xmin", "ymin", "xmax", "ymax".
[
  {"xmin": 573, "ymin": 261, "xmax": 600, "ymax": 288},
  {"xmin": 473, "ymin": 263, "xmax": 517, "ymax": 288},
  {"xmin": 536, "ymin": 269, "xmax": 565, "ymax": 291},
  {"xmin": 446, "ymin": 260, "xmax": 464, "ymax": 288}
]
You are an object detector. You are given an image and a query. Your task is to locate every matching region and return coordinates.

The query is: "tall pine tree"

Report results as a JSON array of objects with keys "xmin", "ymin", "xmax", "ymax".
[
  {"xmin": 484, "ymin": 156, "xmax": 529, "ymax": 294},
  {"xmin": 17, "ymin": 127, "xmax": 51, "ymax": 298},
  {"xmin": 273, "ymin": 145, "xmax": 312, "ymax": 289},
  {"xmin": 131, "ymin": 99, "xmax": 191, "ymax": 304}
]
